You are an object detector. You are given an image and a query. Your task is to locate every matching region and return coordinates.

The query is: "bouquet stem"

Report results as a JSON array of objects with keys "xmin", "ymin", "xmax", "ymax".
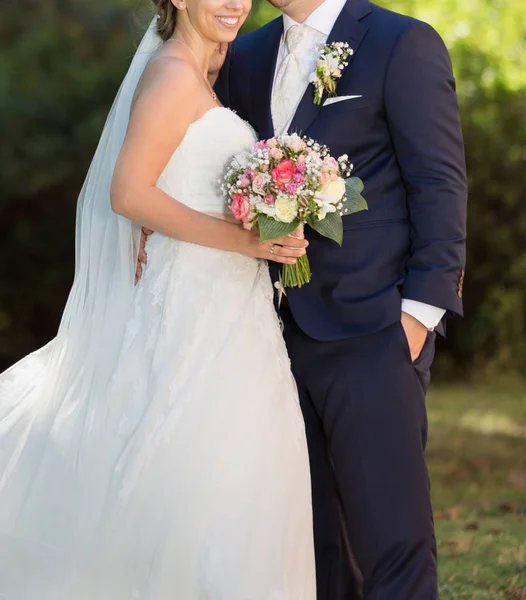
[
  {"xmin": 282, "ymin": 254, "xmax": 311, "ymax": 288},
  {"xmin": 281, "ymin": 223, "xmax": 311, "ymax": 288}
]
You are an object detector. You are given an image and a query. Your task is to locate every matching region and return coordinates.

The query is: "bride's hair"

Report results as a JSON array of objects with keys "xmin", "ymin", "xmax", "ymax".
[{"xmin": 152, "ymin": 0, "xmax": 178, "ymax": 41}]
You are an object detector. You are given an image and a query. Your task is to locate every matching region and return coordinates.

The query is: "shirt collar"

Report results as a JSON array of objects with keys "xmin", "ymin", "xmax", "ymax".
[{"xmin": 282, "ymin": 0, "xmax": 348, "ymax": 37}]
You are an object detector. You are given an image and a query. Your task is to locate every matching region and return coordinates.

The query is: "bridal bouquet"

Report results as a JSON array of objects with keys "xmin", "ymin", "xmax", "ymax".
[{"xmin": 222, "ymin": 133, "xmax": 367, "ymax": 288}]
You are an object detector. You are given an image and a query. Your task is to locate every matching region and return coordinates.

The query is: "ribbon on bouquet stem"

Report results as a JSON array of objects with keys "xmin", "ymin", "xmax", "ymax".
[{"xmin": 274, "ymin": 223, "xmax": 304, "ymax": 330}]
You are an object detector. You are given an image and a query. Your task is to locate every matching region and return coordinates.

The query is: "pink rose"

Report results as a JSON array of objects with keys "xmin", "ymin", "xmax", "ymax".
[
  {"xmin": 264, "ymin": 195, "xmax": 274, "ymax": 205},
  {"xmin": 239, "ymin": 175, "xmax": 250, "ymax": 188},
  {"xmin": 330, "ymin": 173, "xmax": 338, "ymax": 182},
  {"xmin": 254, "ymin": 141, "xmax": 267, "ymax": 150},
  {"xmin": 230, "ymin": 194, "xmax": 251, "ymax": 222},
  {"xmin": 252, "ymin": 175, "xmax": 267, "ymax": 195},
  {"xmin": 270, "ymin": 147, "xmax": 284, "ymax": 160},
  {"xmin": 271, "ymin": 159, "xmax": 296, "ymax": 186},
  {"xmin": 321, "ymin": 172, "xmax": 331, "ymax": 184},
  {"xmin": 267, "ymin": 137, "xmax": 278, "ymax": 148},
  {"xmin": 245, "ymin": 168, "xmax": 257, "ymax": 180}
]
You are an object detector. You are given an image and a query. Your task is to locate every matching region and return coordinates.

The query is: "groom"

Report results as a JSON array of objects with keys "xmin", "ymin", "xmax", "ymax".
[{"xmin": 214, "ymin": 0, "xmax": 467, "ymax": 598}]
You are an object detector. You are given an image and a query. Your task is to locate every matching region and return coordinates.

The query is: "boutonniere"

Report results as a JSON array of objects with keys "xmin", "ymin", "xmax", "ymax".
[{"xmin": 309, "ymin": 42, "xmax": 353, "ymax": 105}]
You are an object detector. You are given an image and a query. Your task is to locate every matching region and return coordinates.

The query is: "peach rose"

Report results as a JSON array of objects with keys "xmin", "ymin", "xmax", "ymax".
[
  {"xmin": 252, "ymin": 175, "xmax": 267, "ymax": 195},
  {"xmin": 288, "ymin": 136, "xmax": 306, "ymax": 152}
]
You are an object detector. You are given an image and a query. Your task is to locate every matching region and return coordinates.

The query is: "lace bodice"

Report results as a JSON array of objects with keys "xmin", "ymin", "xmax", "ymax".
[{"xmin": 156, "ymin": 107, "xmax": 256, "ymax": 214}]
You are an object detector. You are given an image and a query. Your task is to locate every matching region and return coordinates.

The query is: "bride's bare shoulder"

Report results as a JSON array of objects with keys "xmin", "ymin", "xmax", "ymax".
[{"xmin": 132, "ymin": 55, "xmax": 201, "ymax": 112}]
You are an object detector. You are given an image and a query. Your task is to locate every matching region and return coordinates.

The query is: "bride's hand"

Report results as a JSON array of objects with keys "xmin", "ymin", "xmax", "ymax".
[{"xmin": 244, "ymin": 228, "xmax": 308, "ymax": 264}]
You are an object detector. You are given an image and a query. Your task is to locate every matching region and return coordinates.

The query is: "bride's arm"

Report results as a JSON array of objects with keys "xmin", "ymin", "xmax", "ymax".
[{"xmin": 111, "ymin": 57, "xmax": 306, "ymax": 265}]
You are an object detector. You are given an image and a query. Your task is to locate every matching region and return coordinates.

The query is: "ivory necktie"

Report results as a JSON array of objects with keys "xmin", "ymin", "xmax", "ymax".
[{"xmin": 271, "ymin": 25, "xmax": 319, "ymax": 136}]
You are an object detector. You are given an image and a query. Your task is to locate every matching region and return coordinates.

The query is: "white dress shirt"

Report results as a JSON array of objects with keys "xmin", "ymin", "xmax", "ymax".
[{"xmin": 272, "ymin": 0, "xmax": 446, "ymax": 330}]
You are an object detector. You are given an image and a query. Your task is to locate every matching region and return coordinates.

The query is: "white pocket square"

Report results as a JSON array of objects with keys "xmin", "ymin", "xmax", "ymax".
[{"xmin": 323, "ymin": 95, "xmax": 363, "ymax": 106}]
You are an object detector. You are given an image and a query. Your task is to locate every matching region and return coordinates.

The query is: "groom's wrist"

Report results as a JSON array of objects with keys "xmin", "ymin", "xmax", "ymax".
[{"xmin": 401, "ymin": 299, "xmax": 446, "ymax": 331}]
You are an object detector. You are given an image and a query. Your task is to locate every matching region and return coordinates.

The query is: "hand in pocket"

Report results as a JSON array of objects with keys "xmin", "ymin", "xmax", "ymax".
[{"xmin": 401, "ymin": 312, "xmax": 428, "ymax": 363}]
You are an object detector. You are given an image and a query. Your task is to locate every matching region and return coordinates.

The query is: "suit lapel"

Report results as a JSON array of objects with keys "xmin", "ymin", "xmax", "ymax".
[
  {"xmin": 288, "ymin": 0, "xmax": 371, "ymax": 136},
  {"xmin": 250, "ymin": 18, "xmax": 283, "ymax": 140}
]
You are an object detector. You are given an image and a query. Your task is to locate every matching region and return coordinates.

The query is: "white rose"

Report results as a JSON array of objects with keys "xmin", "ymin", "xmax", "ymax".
[
  {"xmin": 275, "ymin": 197, "xmax": 298, "ymax": 223},
  {"xmin": 321, "ymin": 178, "xmax": 346, "ymax": 205}
]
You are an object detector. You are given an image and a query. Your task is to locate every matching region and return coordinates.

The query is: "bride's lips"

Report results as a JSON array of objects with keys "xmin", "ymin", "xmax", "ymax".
[{"xmin": 215, "ymin": 15, "xmax": 241, "ymax": 30}]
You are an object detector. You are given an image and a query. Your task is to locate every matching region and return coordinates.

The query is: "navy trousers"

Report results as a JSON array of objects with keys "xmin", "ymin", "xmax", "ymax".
[{"xmin": 281, "ymin": 307, "xmax": 438, "ymax": 600}]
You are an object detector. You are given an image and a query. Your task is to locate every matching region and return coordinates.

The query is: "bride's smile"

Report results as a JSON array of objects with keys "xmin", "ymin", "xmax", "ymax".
[
  {"xmin": 169, "ymin": 0, "xmax": 250, "ymax": 45},
  {"xmin": 215, "ymin": 15, "xmax": 242, "ymax": 29}
]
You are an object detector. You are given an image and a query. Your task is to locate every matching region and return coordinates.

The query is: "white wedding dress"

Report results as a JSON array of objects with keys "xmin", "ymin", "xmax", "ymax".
[{"xmin": 0, "ymin": 101, "xmax": 315, "ymax": 598}]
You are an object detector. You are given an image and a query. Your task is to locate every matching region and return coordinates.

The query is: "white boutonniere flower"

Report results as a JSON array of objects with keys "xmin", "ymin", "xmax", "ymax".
[{"xmin": 309, "ymin": 42, "xmax": 353, "ymax": 105}]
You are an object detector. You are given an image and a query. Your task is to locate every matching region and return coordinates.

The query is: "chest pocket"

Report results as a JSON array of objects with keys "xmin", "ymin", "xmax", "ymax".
[{"xmin": 320, "ymin": 95, "xmax": 370, "ymax": 117}]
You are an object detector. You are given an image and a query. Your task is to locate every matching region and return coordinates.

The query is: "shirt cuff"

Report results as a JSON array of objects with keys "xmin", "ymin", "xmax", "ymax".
[{"xmin": 401, "ymin": 299, "xmax": 446, "ymax": 330}]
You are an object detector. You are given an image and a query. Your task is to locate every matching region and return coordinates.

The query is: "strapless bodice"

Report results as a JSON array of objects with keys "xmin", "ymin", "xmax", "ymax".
[{"xmin": 156, "ymin": 107, "xmax": 256, "ymax": 215}]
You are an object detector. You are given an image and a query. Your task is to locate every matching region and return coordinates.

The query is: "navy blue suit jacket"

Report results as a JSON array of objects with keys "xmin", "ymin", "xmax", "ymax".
[{"xmin": 216, "ymin": 0, "xmax": 467, "ymax": 340}]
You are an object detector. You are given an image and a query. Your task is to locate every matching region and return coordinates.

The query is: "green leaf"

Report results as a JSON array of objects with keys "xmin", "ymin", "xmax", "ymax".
[
  {"xmin": 258, "ymin": 214, "xmax": 300, "ymax": 242},
  {"xmin": 345, "ymin": 177, "xmax": 364, "ymax": 195},
  {"xmin": 308, "ymin": 211, "xmax": 343, "ymax": 246},
  {"xmin": 344, "ymin": 177, "xmax": 368, "ymax": 214}
]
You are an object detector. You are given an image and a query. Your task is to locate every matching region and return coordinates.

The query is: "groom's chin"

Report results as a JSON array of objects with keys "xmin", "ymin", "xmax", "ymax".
[{"xmin": 265, "ymin": 0, "xmax": 295, "ymax": 11}]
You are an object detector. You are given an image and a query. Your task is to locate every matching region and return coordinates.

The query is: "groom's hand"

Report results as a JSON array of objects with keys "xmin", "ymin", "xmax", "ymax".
[
  {"xmin": 401, "ymin": 311, "xmax": 428, "ymax": 362},
  {"xmin": 208, "ymin": 43, "xmax": 229, "ymax": 88},
  {"xmin": 135, "ymin": 227, "xmax": 153, "ymax": 285}
]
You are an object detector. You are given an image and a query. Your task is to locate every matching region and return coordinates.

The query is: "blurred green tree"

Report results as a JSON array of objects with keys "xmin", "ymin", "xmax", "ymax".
[
  {"xmin": 0, "ymin": 0, "xmax": 144, "ymax": 367},
  {"xmin": 380, "ymin": 0, "xmax": 526, "ymax": 375},
  {"xmin": 1, "ymin": 0, "xmax": 525, "ymax": 376}
]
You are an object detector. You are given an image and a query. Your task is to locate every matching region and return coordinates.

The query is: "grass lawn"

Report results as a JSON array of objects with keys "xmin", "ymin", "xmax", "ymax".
[{"xmin": 427, "ymin": 383, "xmax": 526, "ymax": 599}]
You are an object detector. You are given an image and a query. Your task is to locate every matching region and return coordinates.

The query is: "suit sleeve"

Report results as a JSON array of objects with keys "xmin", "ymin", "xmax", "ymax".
[{"xmin": 384, "ymin": 22, "xmax": 467, "ymax": 316}]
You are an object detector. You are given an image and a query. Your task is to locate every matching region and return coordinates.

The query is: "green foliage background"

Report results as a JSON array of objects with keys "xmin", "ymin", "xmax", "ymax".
[{"xmin": 1, "ymin": 0, "xmax": 525, "ymax": 376}]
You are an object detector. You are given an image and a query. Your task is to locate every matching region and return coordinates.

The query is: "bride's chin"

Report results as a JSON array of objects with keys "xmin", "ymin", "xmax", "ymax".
[{"xmin": 211, "ymin": 31, "xmax": 240, "ymax": 43}]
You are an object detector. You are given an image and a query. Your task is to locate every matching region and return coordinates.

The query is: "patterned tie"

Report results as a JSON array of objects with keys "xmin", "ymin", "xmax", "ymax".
[{"xmin": 271, "ymin": 25, "xmax": 318, "ymax": 136}]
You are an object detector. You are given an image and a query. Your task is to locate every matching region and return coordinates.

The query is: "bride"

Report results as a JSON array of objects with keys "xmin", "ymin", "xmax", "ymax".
[{"xmin": 0, "ymin": 0, "xmax": 316, "ymax": 597}]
